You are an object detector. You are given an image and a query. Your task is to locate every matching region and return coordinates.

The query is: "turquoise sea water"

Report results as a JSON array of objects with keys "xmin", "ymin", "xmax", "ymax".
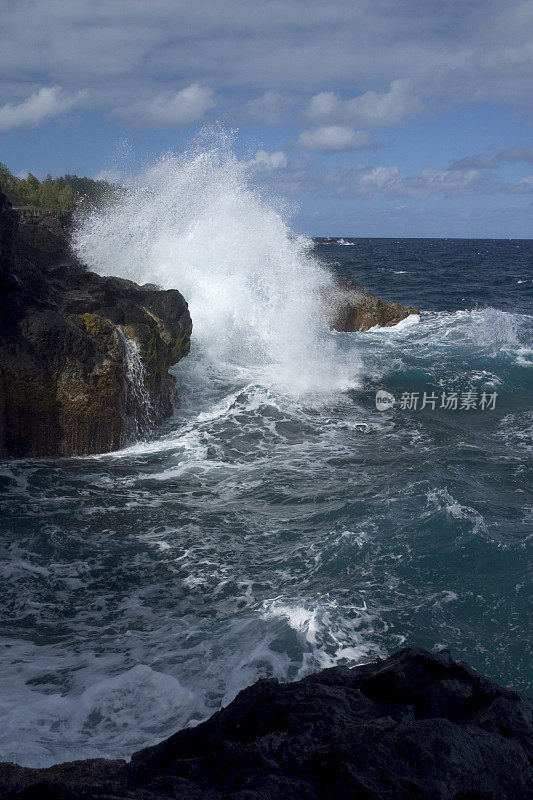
[{"xmin": 1, "ymin": 237, "xmax": 531, "ymax": 767}]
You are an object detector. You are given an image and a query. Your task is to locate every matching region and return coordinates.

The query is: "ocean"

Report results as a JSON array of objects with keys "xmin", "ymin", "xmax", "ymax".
[{"xmin": 1, "ymin": 141, "xmax": 532, "ymax": 767}]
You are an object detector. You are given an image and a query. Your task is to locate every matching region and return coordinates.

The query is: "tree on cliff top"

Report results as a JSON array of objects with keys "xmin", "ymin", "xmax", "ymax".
[{"xmin": 0, "ymin": 163, "xmax": 119, "ymax": 211}]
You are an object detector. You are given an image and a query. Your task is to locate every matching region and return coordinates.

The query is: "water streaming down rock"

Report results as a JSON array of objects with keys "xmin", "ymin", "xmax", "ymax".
[{"xmin": 119, "ymin": 329, "xmax": 155, "ymax": 444}]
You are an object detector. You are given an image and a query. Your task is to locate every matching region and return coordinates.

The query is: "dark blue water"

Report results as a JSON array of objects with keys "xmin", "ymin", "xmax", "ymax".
[
  {"xmin": 317, "ymin": 238, "xmax": 533, "ymax": 313},
  {"xmin": 1, "ymin": 237, "xmax": 531, "ymax": 768}
]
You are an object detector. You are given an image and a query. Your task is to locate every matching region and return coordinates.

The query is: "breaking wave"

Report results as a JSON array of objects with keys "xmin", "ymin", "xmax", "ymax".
[{"xmin": 73, "ymin": 130, "xmax": 358, "ymax": 396}]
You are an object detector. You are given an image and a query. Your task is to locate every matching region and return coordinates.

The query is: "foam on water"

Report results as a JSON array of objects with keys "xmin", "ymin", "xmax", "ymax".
[{"xmin": 364, "ymin": 313, "xmax": 420, "ymax": 332}]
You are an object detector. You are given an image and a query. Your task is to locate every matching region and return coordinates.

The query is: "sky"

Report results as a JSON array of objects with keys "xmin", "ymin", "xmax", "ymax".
[{"xmin": 1, "ymin": 0, "xmax": 532, "ymax": 237}]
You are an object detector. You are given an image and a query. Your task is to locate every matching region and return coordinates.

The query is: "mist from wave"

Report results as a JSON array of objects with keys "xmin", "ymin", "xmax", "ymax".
[{"xmin": 73, "ymin": 129, "xmax": 357, "ymax": 397}]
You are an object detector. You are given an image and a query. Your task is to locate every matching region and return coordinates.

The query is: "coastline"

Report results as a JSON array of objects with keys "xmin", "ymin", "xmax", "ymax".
[{"xmin": 1, "ymin": 647, "xmax": 531, "ymax": 800}]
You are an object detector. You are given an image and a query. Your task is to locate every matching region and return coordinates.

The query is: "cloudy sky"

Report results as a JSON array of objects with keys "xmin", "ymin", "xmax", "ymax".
[{"xmin": 1, "ymin": 0, "xmax": 532, "ymax": 236}]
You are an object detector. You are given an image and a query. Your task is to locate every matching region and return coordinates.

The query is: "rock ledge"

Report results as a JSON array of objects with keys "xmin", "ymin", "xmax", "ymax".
[
  {"xmin": 329, "ymin": 278, "xmax": 419, "ymax": 332},
  {"xmin": 0, "ymin": 647, "xmax": 531, "ymax": 800},
  {"xmin": 0, "ymin": 193, "xmax": 192, "ymax": 458}
]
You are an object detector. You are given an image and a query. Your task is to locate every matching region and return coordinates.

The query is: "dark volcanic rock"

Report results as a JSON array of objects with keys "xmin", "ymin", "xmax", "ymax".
[
  {"xmin": 0, "ymin": 647, "xmax": 531, "ymax": 800},
  {"xmin": 329, "ymin": 278, "xmax": 419, "ymax": 332},
  {"xmin": 0, "ymin": 192, "xmax": 192, "ymax": 458},
  {"xmin": 14, "ymin": 209, "xmax": 74, "ymax": 270}
]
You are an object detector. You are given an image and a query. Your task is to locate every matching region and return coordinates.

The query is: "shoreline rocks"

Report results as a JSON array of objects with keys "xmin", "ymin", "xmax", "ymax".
[
  {"xmin": 0, "ymin": 647, "xmax": 531, "ymax": 799},
  {"xmin": 328, "ymin": 278, "xmax": 419, "ymax": 332},
  {"xmin": 0, "ymin": 192, "xmax": 192, "ymax": 458}
]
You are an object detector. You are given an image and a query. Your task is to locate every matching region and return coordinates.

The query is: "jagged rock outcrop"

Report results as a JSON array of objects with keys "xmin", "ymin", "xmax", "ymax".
[
  {"xmin": 329, "ymin": 278, "xmax": 419, "ymax": 332},
  {"xmin": 0, "ymin": 192, "xmax": 191, "ymax": 458},
  {"xmin": 0, "ymin": 647, "xmax": 531, "ymax": 800}
]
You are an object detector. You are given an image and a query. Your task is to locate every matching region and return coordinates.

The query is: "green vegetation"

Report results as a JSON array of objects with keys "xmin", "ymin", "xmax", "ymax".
[{"xmin": 0, "ymin": 162, "xmax": 120, "ymax": 212}]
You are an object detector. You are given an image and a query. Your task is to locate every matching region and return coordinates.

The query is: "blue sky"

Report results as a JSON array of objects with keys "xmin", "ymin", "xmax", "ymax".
[{"xmin": 1, "ymin": 0, "xmax": 532, "ymax": 237}]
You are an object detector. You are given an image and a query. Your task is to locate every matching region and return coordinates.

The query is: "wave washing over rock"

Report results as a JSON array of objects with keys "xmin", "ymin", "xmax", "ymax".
[
  {"xmin": 0, "ymin": 647, "xmax": 531, "ymax": 800},
  {"xmin": 73, "ymin": 130, "xmax": 393, "ymax": 397}
]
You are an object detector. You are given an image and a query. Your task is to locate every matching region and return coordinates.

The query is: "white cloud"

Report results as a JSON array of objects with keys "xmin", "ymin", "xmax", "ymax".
[
  {"xmin": 512, "ymin": 175, "xmax": 533, "ymax": 193},
  {"xmin": 246, "ymin": 91, "xmax": 288, "ymax": 125},
  {"xmin": 304, "ymin": 80, "xmax": 419, "ymax": 127},
  {"xmin": 324, "ymin": 163, "xmax": 515, "ymax": 198},
  {"xmin": 297, "ymin": 126, "xmax": 375, "ymax": 152},
  {"xmin": 452, "ymin": 146, "xmax": 533, "ymax": 170},
  {"xmin": 0, "ymin": 86, "xmax": 86, "ymax": 131},
  {"xmin": 2, "ymin": 1, "xmax": 533, "ymax": 123},
  {"xmin": 251, "ymin": 150, "xmax": 288, "ymax": 170},
  {"xmin": 111, "ymin": 84, "xmax": 215, "ymax": 127}
]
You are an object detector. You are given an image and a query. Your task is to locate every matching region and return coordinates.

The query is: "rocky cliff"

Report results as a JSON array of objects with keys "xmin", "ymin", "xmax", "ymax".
[
  {"xmin": 0, "ymin": 647, "xmax": 531, "ymax": 800},
  {"xmin": 0, "ymin": 192, "xmax": 192, "ymax": 458}
]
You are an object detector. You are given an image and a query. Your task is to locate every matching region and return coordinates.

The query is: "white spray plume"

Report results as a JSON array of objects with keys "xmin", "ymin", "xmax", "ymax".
[{"xmin": 73, "ymin": 128, "xmax": 359, "ymax": 395}]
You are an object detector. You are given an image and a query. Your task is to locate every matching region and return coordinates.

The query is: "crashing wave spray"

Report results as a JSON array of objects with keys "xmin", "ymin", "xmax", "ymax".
[{"xmin": 73, "ymin": 129, "xmax": 358, "ymax": 395}]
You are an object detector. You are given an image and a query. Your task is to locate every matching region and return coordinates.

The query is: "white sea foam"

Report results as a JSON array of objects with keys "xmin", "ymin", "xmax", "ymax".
[
  {"xmin": 358, "ymin": 308, "xmax": 530, "ymax": 381},
  {"xmin": 495, "ymin": 412, "xmax": 533, "ymax": 454},
  {"xmin": 0, "ymin": 650, "xmax": 201, "ymax": 766},
  {"xmin": 262, "ymin": 596, "xmax": 383, "ymax": 677},
  {"xmin": 365, "ymin": 313, "xmax": 420, "ymax": 333},
  {"xmin": 516, "ymin": 347, "xmax": 533, "ymax": 367},
  {"xmin": 466, "ymin": 307, "xmax": 520, "ymax": 347},
  {"xmin": 425, "ymin": 487, "xmax": 489, "ymax": 538}
]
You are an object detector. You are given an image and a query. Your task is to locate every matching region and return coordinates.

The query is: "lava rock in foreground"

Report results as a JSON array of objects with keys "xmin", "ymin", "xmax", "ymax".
[
  {"xmin": 0, "ymin": 192, "xmax": 192, "ymax": 458},
  {"xmin": 0, "ymin": 647, "xmax": 531, "ymax": 799}
]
